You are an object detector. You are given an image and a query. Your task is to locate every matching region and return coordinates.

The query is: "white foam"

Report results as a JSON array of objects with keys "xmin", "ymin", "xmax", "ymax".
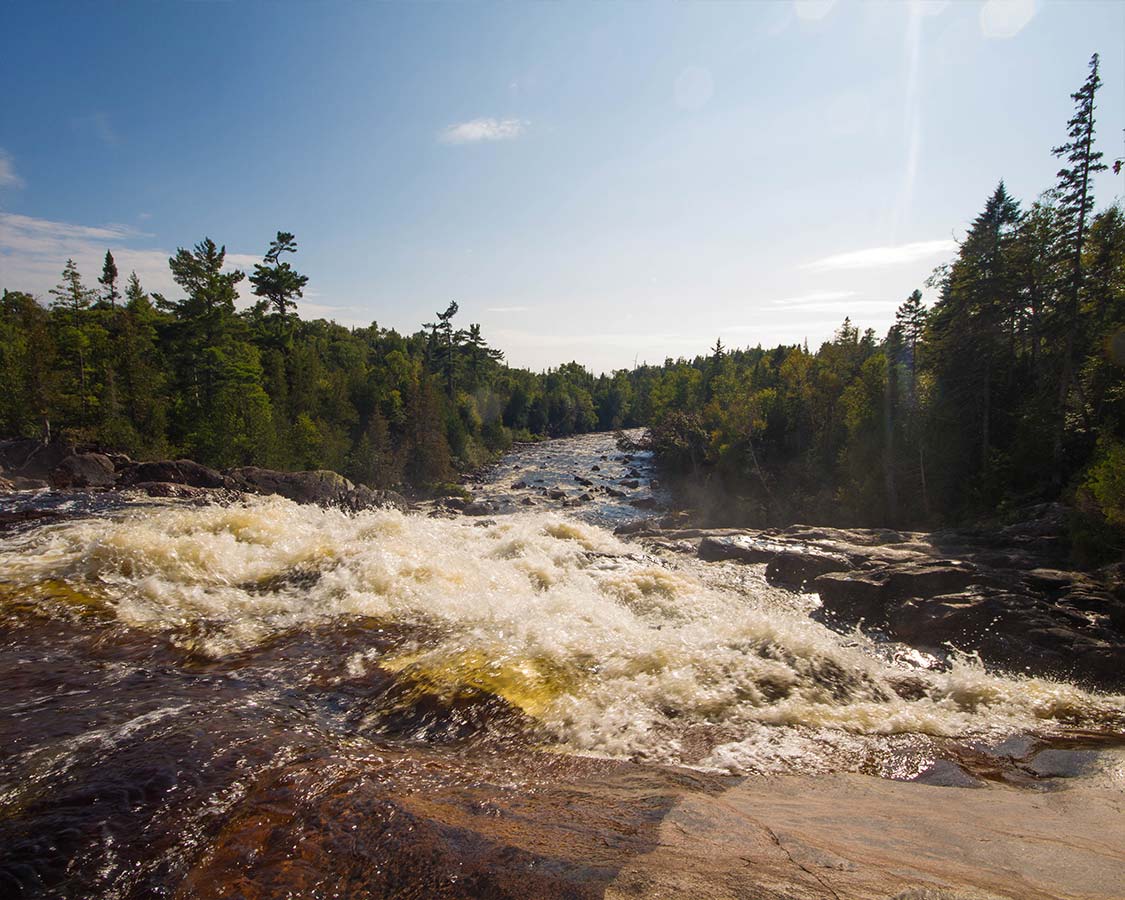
[{"xmin": 1, "ymin": 496, "xmax": 1121, "ymax": 766}]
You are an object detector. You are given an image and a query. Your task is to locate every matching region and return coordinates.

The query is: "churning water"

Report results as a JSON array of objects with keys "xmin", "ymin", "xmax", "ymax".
[
  {"xmin": 1, "ymin": 433, "xmax": 1123, "ymax": 898},
  {"xmin": 2, "ymin": 493, "xmax": 1120, "ymax": 769}
]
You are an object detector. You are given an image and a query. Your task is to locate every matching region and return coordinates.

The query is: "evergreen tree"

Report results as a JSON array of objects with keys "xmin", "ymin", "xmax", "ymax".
[
  {"xmin": 423, "ymin": 301, "xmax": 460, "ymax": 398},
  {"xmin": 159, "ymin": 238, "xmax": 273, "ymax": 463},
  {"xmin": 249, "ymin": 231, "xmax": 308, "ymax": 345},
  {"xmin": 48, "ymin": 259, "xmax": 97, "ymax": 423},
  {"xmin": 116, "ymin": 272, "xmax": 168, "ymax": 454},
  {"xmin": 928, "ymin": 183, "xmax": 1021, "ymax": 502},
  {"xmin": 0, "ymin": 290, "xmax": 56, "ymax": 439},
  {"xmin": 99, "ymin": 250, "xmax": 120, "ymax": 309},
  {"xmin": 1051, "ymin": 53, "xmax": 1107, "ymax": 471},
  {"xmin": 894, "ymin": 289, "xmax": 927, "ymax": 397}
]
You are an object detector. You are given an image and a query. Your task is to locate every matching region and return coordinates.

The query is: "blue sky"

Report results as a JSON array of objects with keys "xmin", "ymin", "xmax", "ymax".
[{"xmin": 1, "ymin": 0, "xmax": 1122, "ymax": 372}]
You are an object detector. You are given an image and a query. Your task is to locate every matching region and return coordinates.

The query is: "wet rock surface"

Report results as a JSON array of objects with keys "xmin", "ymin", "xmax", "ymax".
[{"xmin": 2, "ymin": 607, "xmax": 1122, "ymax": 900}]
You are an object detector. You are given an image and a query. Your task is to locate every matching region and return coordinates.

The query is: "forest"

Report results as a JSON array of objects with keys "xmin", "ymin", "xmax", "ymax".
[
  {"xmin": 0, "ymin": 236, "xmax": 636, "ymax": 493},
  {"xmin": 0, "ymin": 55, "xmax": 1121, "ymax": 556},
  {"xmin": 640, "ymin": 54, "xmax": 1124, "ymax": 558}
]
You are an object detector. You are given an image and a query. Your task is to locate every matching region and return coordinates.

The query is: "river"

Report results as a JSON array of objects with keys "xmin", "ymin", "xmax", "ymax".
[{"xmin": 1, "ymin": 430, "xmax": 1123, "ymax": 898}]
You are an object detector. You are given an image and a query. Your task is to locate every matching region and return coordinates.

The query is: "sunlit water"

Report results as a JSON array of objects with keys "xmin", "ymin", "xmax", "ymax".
[{"xmin": 1, "ymin": 431, "xmax": 1123, "ymax": 897}]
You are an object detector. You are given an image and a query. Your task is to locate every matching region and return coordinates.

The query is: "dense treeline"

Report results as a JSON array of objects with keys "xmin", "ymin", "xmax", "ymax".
[
  {"xmin": 2, "ymin": 55, "xmax": 1121, "ymax": 552},
  {"xmin": 0, "ymin": 235, "xmax": 643, "ymax": 493},
  {"xmin": 639, "ymin": 54, "xmax": 1124, "ymax": 556}
]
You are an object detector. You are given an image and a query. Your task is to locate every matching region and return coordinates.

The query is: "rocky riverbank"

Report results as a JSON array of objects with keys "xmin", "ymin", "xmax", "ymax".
[
  {"xmin": 622, "ymin": 505, "xmax": 1125, "ymax": 691},
  {"xmin": 0, "ymin": 438, "xmax": 407, "ymax": 520}
]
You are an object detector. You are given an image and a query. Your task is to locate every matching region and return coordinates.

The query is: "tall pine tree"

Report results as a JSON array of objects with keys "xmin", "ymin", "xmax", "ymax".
[{"xmin": 1051, "ymin": 53, "xmax": 1107, "ymax": 472}]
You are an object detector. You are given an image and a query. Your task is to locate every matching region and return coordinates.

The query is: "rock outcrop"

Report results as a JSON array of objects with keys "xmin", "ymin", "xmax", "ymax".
[
  {"xmin": 122, "ymin": 459, "xmax": 231, "ymax": 490},
  {"xmin": 2, "ymin": 441, "xmax": 408, "ymax": 514},
  {"xmin": 0, "ymin": 437, "xmax": 77, "ymax": 482},
  {"xmin": 49, "ymin": 453, "xmax": 117, "ymax": 489},
  {"xmin": 644, "ymin": 507, "xmax": 1125, "ymax": 690},
  {"xmin": 229, "ymin": 467, "xmax": 407, "ymax": 512}
]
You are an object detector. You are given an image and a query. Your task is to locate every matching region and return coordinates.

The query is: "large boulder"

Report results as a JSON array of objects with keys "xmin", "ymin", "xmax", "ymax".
[
  {"xmin": 123, "ymin": 459, "xmax": 229, "ymax": 489},
  {"xmin": 0, "ymin": 438, "xmax": 76, "ymax": 480},
  {"xmin": 229, "ymin": 467, "xmax": 407, "ymax": 512},
  {"xmin": 341, "ymin": 483, "xmax": 409, "ymax": 513},
  {"xmin": 0, "ymin": 438, "xmax": 44, "ymax": 473},
  {"xmin": 777, "ymin": 524, "xmax": 914, "ymax": 547},
  {"xmin": 882, "ymin": 561, "xmax": 1003, "ymax": 598},
  {"xmin": 887, "ymin": 587, "xmax": 1027, "ymax": 646},
  {"xmin": 698, "ymin": 534, "xmax": 793, "ymax": 563},
  {"xmin": 128, "ymin": 481, "xmax": 209, "ymax": 499},
  {"xmin": 231, "ymin": 467, "xmax": 354, "ymax": 505},
  {"xmin": 811, "ymin": 570, "xmax": 889, "ymax": 622},
  {"xmin": 685, "ymin": 515, "xmax": 1125, "ymax": 690},
  {"xmin": 812, "ymin": 561, "xmax": 1005, "ymax": 625},
  {"xmin": 765, "ymin": 547, "xmax": 853, "ymax": 590},
  {"xmin": 49, "ymin": 453, "xmax": 116, "ymax": 489},
  {"xmin": 886, "ymin": 586, "xmax": 1125, "ymax": 688}
]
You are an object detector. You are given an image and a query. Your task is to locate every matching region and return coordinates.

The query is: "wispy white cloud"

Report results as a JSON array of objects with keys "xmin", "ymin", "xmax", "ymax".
[
  {"xmin": 439, "ymin": 118, "xmax": 527, "ymax": 145},
  {"xmin": 980, "ymin": 0, "xmax": 1036, "ymax": 39},
  {"xmin": 0, "ymin": 150, "xmax": 22, "ymax": 189},
  {"xmin": 486, "ymin": 305, "xmax": 530, "ymax": 313},
  {"xmin": 222, "ymin": 252, "xmax": 264, "ymax": 273},
  {"xmin": 770, "ymin": 290, "xmax": 857, "ymax": 307},
  {"xmin": 802, "ymin": 239, "xmax": 955, "ymax": 271},
  {"xmin": 0, "ymin": 213, "xmax": 140, "ymax": 258},
  {"xmin": 0, "ymin": 212, "xmax": 257, "ymax": 305}
]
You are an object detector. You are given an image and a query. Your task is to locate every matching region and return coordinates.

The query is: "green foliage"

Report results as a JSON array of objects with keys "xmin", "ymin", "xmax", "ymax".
[
  {"xmin": 2, "ymin": 242, "xmax": 640, "ymax": 491},
  {"xmin": 1083, "ymin": 438, "xmax": 1125, "ymax": 527},
  {"xmin": 249, "ymin": 231, "xmax": 308, "ymax": 345}
]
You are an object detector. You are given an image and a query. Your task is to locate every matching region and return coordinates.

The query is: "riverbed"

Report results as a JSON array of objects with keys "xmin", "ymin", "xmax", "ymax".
[{"xmin": 1, "ymin": 431, "xmax": 1123, "ymax": 898}]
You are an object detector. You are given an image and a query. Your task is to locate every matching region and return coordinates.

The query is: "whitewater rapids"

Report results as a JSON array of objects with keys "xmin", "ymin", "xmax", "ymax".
[{"xmin": 2, "ymin": 495, "xmax": 1120, "ymax": 773}]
